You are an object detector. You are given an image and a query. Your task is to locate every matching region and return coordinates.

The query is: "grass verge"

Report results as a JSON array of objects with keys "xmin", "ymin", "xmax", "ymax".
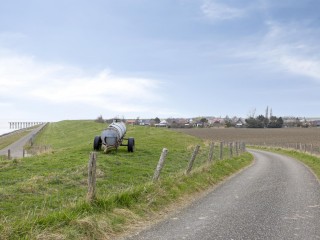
[{"xmin": 3, "ymin": 153, "xmax": 253, "ymax": 239}]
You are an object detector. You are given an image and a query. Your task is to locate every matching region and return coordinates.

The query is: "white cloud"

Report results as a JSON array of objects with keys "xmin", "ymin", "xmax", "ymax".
[
  {"xmin": 0, "ymin": 50, "xmax": 166, "ymax": 118},
  {"xmin": 279, "ymin": 56, "xmax": 320, "ymax": 80},
  {"xmin": 0, "ymin": 102, "xmax": 12, "ymax": 107},
  {"xmin": 261, "ymin": 21, "xmax": 320, "ymax": 81},
  {"xmin": 0, "ymin": 53, "xmax": 66, "ymax": 89},
  {"xmin": 31, "ymin": 77, "xmax": 163, "ymax": 118},
  {"xmin": 201, "ymin": 0, "xmax": 245, "ymax": 21},
  {"xmin": 228, "ymin": 20, "xmax": 320, "ymax": 82},
  {"xmin": 30, "ymin": 71, "xmax": 160, "ymax": 105}
]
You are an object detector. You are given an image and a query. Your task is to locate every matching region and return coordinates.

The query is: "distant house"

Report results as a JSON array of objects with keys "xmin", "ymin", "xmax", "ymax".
[
  {"xmin": 166, "ymin": 118, "xmax": 191, "ymax": 128},
  {"xmin": 207, "ymin": 118, "xmax": 224, "ymax": 127},
  {"xmin": 140, "ymin": 119, "xmax": 151, "ymax": 126},
  {"xmin": 283, "ymin": 118, "xmax": 297, "ymax": 128},
  {"xmin": 155, "ymin": 120, "xmax": 167, "ymax": 127},
  {"xmin": 126, "ymin": 119, "xmax": 136, "ymax": 125},
  {"xmin": 194, "ymin": 122, "xmax": 202, "ymax": 127},
  {"xmin": 307, "ymin": 118, "xmax": 320, "ymax": 127},
  {"xmin": 235, "ymin": 118, "xmax": 245, "ymax": 128},
  {"xmin": 177, "ymin": 118, "xmax": 191, "ymax": 127},
  {"xmin": 313, "ymin": 120, "xmax": 320, "ymax": 127}
]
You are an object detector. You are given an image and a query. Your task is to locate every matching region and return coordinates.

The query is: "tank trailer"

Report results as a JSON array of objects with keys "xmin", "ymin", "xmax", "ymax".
[{"xmin": 93, "ymin": 121, "xmax": 135, "ymax": 153}]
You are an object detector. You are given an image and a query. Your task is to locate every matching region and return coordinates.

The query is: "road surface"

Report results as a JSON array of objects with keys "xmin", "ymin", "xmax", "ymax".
[
  {"xmin": 0, "ymin": 124, "xmax": 46, "ymax": 159},
  {"xmin": 123, "ymin": 149, "xmax": 320, "ymax": 240}
]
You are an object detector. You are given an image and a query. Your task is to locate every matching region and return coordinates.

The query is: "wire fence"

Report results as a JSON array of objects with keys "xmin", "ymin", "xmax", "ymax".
[
  {"xmin": 1, "ymin": 138, "xmax": 318, "ymax": 221},
  {"xmin": 0, "ymin": 141, "xmax": 247, "ymax": 215},
  {"xmin": 247, "ymin": 142, "xmax": 320, "ymax": 156}
]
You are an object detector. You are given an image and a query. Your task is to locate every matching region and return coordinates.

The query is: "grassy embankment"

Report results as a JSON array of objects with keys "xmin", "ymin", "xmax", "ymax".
[{"xmin": 0, "ymin": 120, "xmax": 253, "ymax": 239}]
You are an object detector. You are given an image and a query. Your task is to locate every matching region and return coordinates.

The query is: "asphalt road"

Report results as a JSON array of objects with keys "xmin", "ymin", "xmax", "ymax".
[
  {"xmin": 0, "ymin": 124, "xmax": 46, "ymax": 159},
  {"xmin": 123, "ymin": 149, "xmax": 320, "ymax": 240}
]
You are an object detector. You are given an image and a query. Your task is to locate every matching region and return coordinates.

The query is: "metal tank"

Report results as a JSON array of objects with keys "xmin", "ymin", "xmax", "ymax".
[{"xmin": 93, "ymin": 120, "xmax": 135, "ymax": 153}]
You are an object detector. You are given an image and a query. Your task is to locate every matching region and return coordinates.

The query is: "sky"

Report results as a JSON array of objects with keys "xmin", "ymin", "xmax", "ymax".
[{"xmin": 1, "ymin": 0, "xmax": 320, "ymax": 122}]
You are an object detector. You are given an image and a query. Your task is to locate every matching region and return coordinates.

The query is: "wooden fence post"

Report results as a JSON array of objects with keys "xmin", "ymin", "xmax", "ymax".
[
  {"xmin": 240, "ymin": 142, "xmax": 245, "ymax": 152},
  {"xmin": 304, "ymin": 144, "xmax": 307, "ymax": 153},
  {"xmin": 29, "ymin": 134, "xmax": 35, "ymax": 147},
  {"xmin": 229, "ymin": 142, "xmax": 233, "ymax": 158},
  {"xmin": 220, "ymin": 141, "xmax": 223, "ymax": 160},
  {"xmin": 87, "ymin": 152, "xmax": 97, "ymax": 203},
  {"xmin": 186, "ymin": 145, "xmax": 200, "ymax": 174},
  {"xmin": 153, "ymin": 148, "xmax": 168, "ymax": 182},
  {"xmin": 8, "ymin": 149, "xmax": 11, "ymax": 160},
  {"xmin": 235, "ymin": 142, "xmax": 239, "ymax": 156},
  {"xmin": 208, "ymin": 141, "xmax": 214, "ymax": 163}
]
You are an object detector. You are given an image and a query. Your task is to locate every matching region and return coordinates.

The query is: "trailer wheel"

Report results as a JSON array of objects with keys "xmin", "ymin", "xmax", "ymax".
[
  {"xmin": 93, "ymin": 136, "xmax": 102, "ymax": 151},
  {"xmin": 128, "ymin": 137, "xmax": 135, "ymax": 152}
]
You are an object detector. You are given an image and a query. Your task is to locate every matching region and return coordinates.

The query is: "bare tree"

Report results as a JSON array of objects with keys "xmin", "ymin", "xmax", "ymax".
[
  {"xmin": 95, "ymin": 115, "xmax": 104, "ymax": 123},
  {"xmin": 247, "ymin": 108, "xmax": 256, "ymax": 118}
]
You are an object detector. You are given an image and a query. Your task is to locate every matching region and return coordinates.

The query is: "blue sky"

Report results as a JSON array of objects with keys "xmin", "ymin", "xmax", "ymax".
[{"xmin": 1, "ymin": 0, "xmax": 320, "ymax": 122}]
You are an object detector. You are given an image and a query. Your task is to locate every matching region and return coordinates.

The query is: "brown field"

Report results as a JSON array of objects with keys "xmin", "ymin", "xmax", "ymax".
[{"xmin": 173, "ymin": 127, "xmax": 320, "ymax": 146}]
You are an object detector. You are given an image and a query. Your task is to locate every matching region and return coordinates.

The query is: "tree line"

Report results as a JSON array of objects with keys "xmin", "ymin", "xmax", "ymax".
[{"xmin": 245, "ymin": 115, "xmax": 283, "ymax": 128}]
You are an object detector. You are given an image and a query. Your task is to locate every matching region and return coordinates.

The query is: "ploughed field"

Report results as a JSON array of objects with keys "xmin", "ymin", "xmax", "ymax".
[{"xmin": 173, "ymin": 127, "xmax": 320, "ymax": 147}]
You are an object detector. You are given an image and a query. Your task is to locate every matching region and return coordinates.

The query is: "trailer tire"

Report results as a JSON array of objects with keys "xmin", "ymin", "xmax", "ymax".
[
  {"xmin": 93, "ymin": 136, "xmax": 102, "ymax": 151},
  {"xmin": 128, "ymin": 137, "xmax": 135, "ymax": 152}
]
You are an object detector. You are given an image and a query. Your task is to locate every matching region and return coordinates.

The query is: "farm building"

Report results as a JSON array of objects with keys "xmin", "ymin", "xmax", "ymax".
[
  {"xmin": 155, "ymin": 120, "xmax": 167, "ymax": 127},
  {"xmin": 126, "ymin": 119, "xmax": 136, "ymax": 125},
  {"xmin": 139, "ymin": 119, "xmax": 151, "ymax": 126},
  {"xmin": 235, "ymin": 118, "xmax": 246, "ymax": 128},
  {"xmin": 310, "ymin": 120, "xmax": 320, "ymax": 127}
]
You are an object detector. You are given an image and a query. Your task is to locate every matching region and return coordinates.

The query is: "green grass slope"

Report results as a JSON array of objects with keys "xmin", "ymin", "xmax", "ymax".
[{"xmin": 0, "ymin": 120, "xmax": 253, "ymax": 239}]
